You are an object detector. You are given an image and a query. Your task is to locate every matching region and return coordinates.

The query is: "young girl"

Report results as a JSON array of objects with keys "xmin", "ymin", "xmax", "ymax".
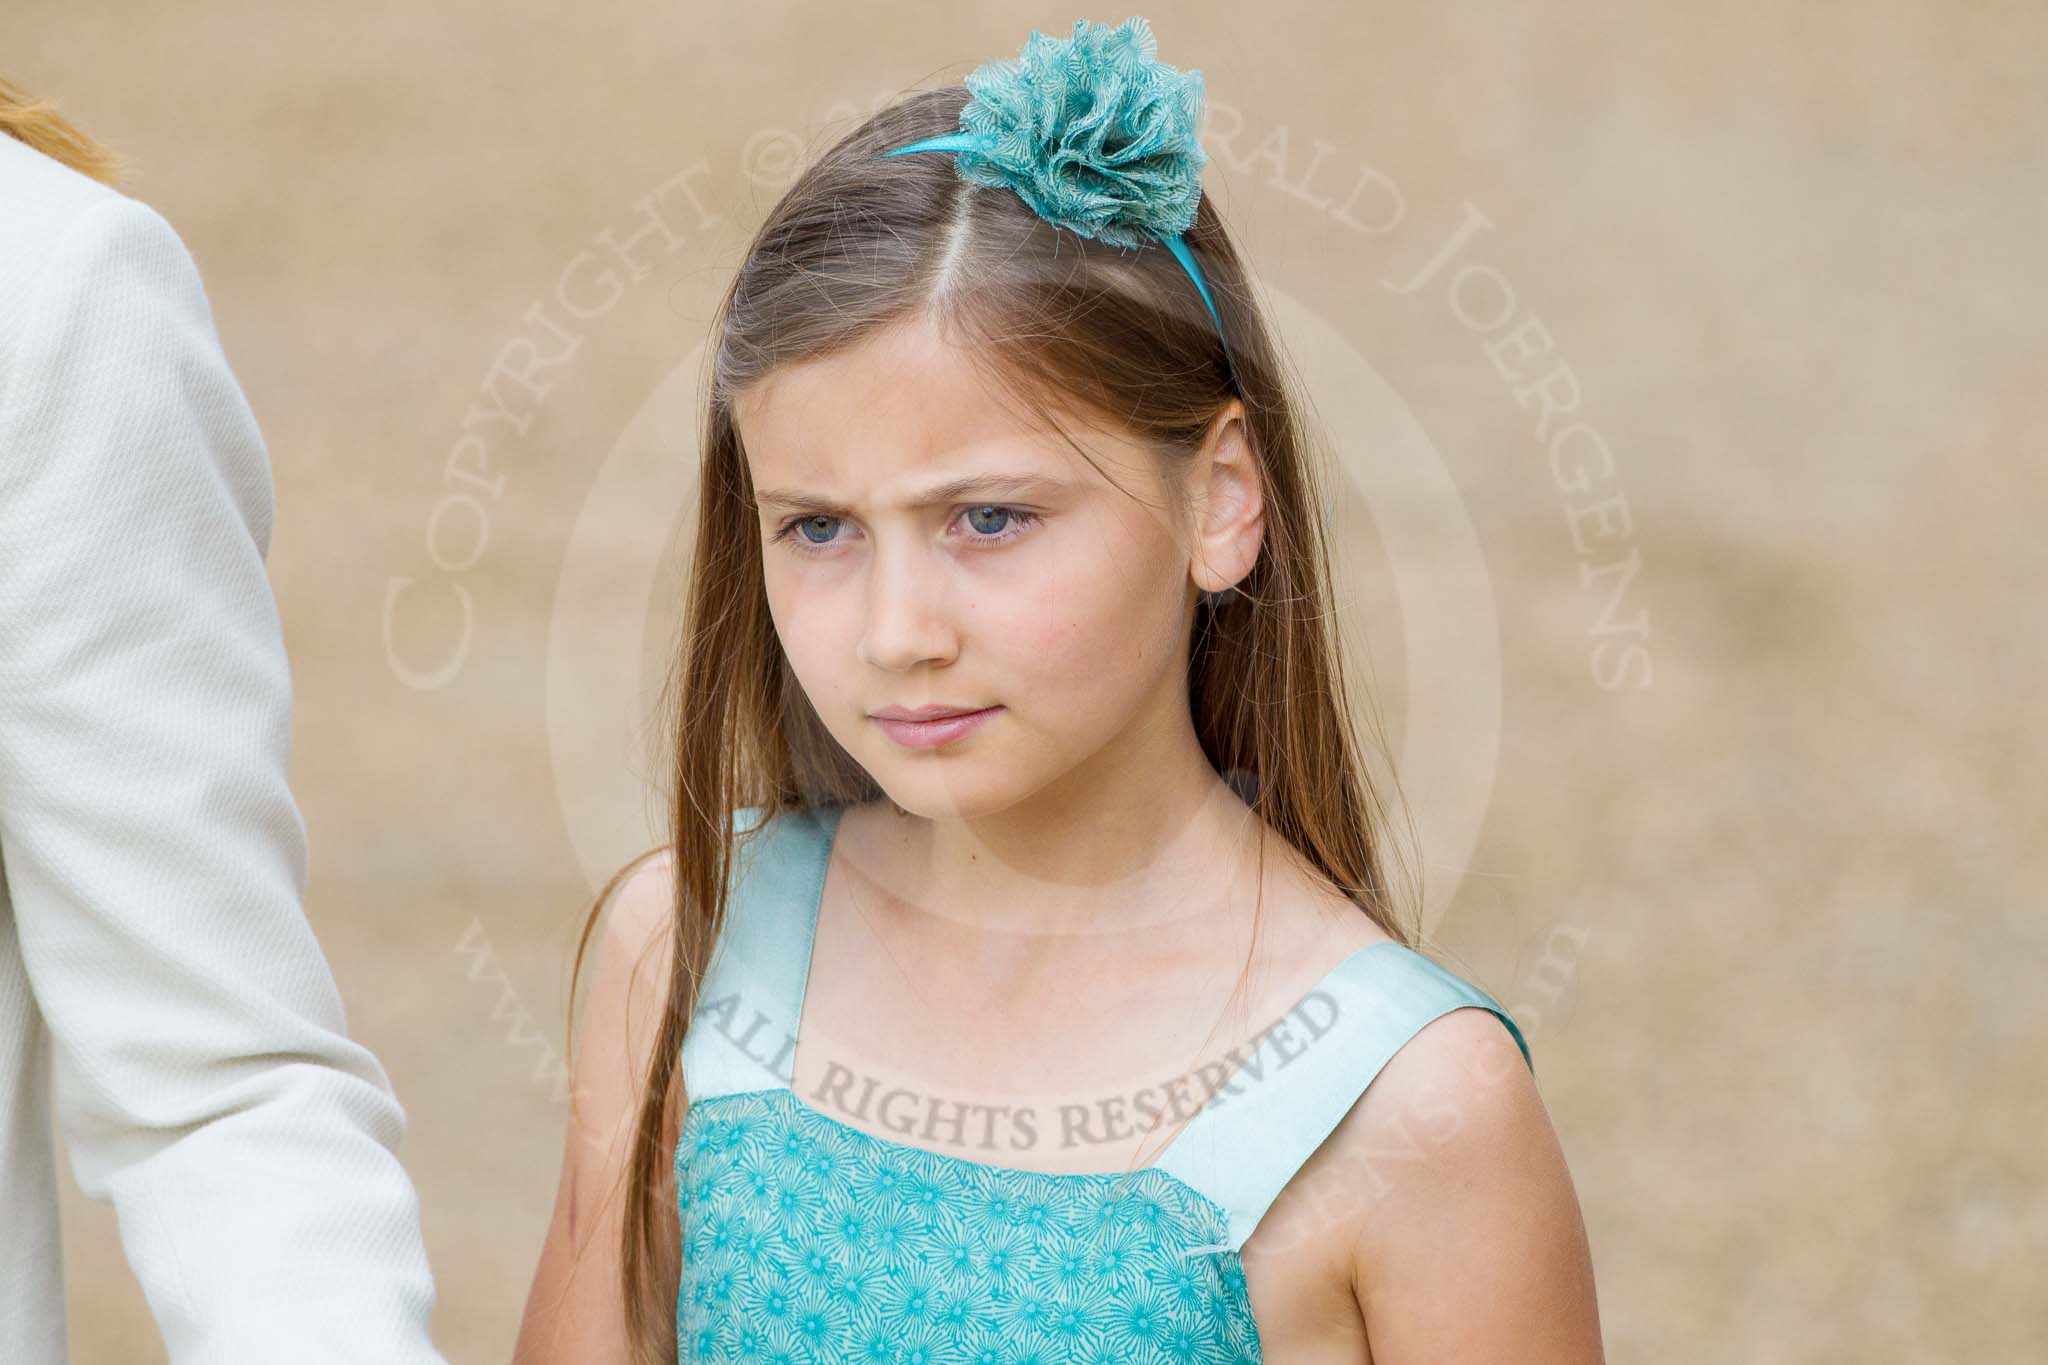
[{"xmin": 516, "ymin": 17, "xmax": 1601, "ymax": 1365}]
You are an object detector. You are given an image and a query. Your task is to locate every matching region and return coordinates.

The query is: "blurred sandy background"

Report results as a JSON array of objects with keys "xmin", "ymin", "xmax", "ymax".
[{"xmin": 12, "ymin": 1, "xmax": 2044, "ymax": 1360}]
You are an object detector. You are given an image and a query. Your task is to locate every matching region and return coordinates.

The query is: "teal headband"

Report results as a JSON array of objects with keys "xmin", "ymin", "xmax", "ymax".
[{"xmin": 877, "ymin": 16, "xmax": 1234, "ymax": 379}]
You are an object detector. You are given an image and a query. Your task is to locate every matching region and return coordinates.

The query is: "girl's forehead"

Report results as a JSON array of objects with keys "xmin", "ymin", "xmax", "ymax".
[
  {"xmin": 736, "ymin": 329, "xmax": 1143, "ymax": 503},
  {"xmin": 737, "ymin": 322, "xmax": 1033, "ymax": 455},
  {"xmin": 743, "ymin": 387, "xmax": 1055, "ymax": 472}
]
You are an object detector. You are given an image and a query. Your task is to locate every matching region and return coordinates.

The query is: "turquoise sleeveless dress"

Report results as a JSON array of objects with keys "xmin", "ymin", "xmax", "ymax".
[{"xmin": 675, "ymin": 803, "xmax": 1533, "ymax": 1363}]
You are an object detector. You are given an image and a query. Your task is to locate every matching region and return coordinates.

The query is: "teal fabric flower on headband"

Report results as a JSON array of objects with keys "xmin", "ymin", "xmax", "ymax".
[
  {"xmin": 880, "ymin": 16, "xmax": 1228, "ymax": 352},
  {"xmin": 954, "ymin": 15, "xmax": 1208, "ymax": 250}
]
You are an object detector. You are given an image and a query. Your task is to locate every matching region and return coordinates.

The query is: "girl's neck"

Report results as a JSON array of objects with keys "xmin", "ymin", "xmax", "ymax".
[{"xmin": 856, "ymin": 749, "xmax": 1269, "ymax": 942}]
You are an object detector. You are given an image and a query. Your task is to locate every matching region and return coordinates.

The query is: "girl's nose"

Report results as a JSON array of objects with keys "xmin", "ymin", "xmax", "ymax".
[{"xmin": 856, "ymin": 553, "xmax": 960, "ymax": 672}]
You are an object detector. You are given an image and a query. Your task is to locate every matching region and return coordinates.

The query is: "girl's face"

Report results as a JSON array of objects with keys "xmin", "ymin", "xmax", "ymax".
[{"xmin": 733, "ymin": 315, "xmax": 1212, "ymax": 819}]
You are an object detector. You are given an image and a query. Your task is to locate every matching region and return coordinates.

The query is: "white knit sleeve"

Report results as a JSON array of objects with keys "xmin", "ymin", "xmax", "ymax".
[{"xmin": 0, "ymin": 193, "xmax": 448, "ymax": 1364}]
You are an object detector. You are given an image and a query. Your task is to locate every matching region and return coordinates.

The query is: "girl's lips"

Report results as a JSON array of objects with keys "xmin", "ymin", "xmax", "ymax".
[{"xmin": 870, "ymin": 705, "xmax": 1001, "ymax": 749}]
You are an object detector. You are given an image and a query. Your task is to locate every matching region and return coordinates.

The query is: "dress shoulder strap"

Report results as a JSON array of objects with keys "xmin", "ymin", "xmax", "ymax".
[
  {"xmin": 676, "ymin": 803, "xmax": 840, "ymax": 1104},
  {"xmin": 1155, "ymin": 941, "xmax": 1533, "ymax": 1252}
]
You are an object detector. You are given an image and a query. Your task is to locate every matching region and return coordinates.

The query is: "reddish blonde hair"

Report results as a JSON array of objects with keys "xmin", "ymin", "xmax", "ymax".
[{"xmin": 0, "ymin": 77, "xmax": 124, "ymax": 186}]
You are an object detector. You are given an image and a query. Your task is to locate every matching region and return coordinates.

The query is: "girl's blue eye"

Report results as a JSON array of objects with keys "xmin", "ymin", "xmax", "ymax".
[
  {"xmin": 963, "ymin": 505, "xmax": 1021, "ymax": 536},
  {"xmin": 771, "ymin": 505, "xmax": 1041, "ymax": 555},
  {"xmin": 789, "ymin": 515, "xmax": 836, "ymax": 546}
]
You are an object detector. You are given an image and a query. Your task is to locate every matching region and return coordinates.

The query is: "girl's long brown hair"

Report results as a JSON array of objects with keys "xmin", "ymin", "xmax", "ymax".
[
  {"xmin": 0, "ymin": 77, "xmax": 125, "ymax": 186},
  {"xmin": 566, "ymin": 84, "xmax": 1424, "ymax": 1364}
]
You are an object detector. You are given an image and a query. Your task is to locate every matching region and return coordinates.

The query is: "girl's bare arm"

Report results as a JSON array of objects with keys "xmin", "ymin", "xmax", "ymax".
[
  {"xmin": 513, "ymin": 851, "xmax": 678, "ymax": 1363},
  {"xmin": 1348, "ymin": 1008, "xmax": 1606, "ymax": 1363}
]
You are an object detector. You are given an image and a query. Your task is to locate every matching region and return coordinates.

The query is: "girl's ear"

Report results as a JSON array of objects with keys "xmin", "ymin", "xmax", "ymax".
[{"xmin": 1186, "ymin": 399, "xmax": 1263, "ymax": 598}]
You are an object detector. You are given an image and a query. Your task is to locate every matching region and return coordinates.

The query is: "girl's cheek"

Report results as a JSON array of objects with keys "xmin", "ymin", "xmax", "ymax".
[
  {"xmin": 1020, "ymin": 623, "xmax": 1079, "ymax": 675},
  {"xmin": 1013, "ymin": 586, "xmax": 1095, "ymax": 662}
]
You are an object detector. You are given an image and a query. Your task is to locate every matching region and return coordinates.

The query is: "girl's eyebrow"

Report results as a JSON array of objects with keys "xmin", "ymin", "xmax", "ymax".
[{"xmin": 752, "ymin": 473, "xmax": 1070, "ymax": 516}]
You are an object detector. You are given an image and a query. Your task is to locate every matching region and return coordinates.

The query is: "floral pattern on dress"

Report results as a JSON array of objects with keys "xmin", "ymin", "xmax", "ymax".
[{"xmin": 676, "ymin": 1087, "xmax": 1263, "ymax": 1364}]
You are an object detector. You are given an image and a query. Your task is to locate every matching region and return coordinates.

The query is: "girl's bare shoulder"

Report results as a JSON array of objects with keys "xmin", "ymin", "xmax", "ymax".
[
  {"xmin": 601, "ymin": 847, "xmax": 676, "ymax": 961},
  {"xmin": 1327, "ymin": 1007, "xmax": 1598, "ymax": 1362}
]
